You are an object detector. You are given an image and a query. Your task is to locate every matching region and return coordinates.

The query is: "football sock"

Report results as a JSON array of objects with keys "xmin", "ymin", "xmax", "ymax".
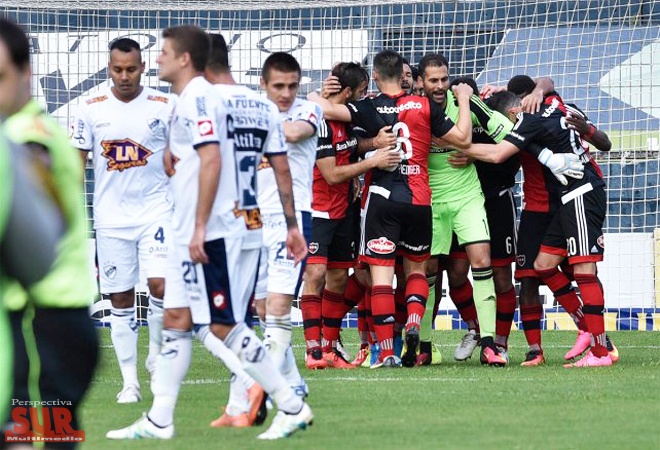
[
  {"xmin": 364, "ymin": 288, "xmax": 377, "ymax": 344},
  {"xmin": 343, "ymin": 274, "xmax": 365, "ymax": 313},
  {"xmin": 196, "ymin": 325, "xmax": 254, "ymax": 390},
  {"xmin": 520, "ymin": 304, "xmax": 543, "ymax": 352},
  {"xmin": 394, "ymin": 286, "xmax": 407, "ymax": 330},
  {"xmin": 264, "ymin": 313, "xmax": 292, "ymax": 372},
  {"xmin": 282, "ymin": 344, "xmax": 305, "ymax": 388},
  {"xmin": 495, "ymin": 287, "xmax": 516, "ymax": 348},
  {"xmin": 537, "ymin": 268, "xmax": 587, "ymax": 331},
  {"xmin": 225, "ymin": 372, "xmax": 250, "ymax": 416},
  {"xmin": 472, "ymin": 267, "xmax": 496, "ymax": 338},
  {"xmin": 450, "ymin": 281, "xmax": 479, "ymax": 332},
  {"xmin": 111, "ymin": 306, "xmax": 138, "ymax": 388},
  {"xmin": 357, "ymin": 301, "xmax": 369, "ymax": 345},
  {"xmin": 300, "ymin": 294, "xmax": 322, "ymax": 352},
  {"xmin": 224, "ymin": 322, "xmax": 303, "ymax": 414},
  {"xmin": 419, "ymin": 274, "xmax": 437, "ymax": 342},
  {"xmin": 148, "ymin": 329, "xmax": 192, "ymax": 427},
  {"xmin": 405, "ymin": 273, "xmax": 428, "ymax": 331},
  {"xmin": 574, "ymin": 273, "xmax": 608, "ymax": 357},
  {"xmin": 147, "ymin": 296, "xmax": 164, "ymax": 362},
  {"xmin": 371, "ymin": 285, "xmax": 395, "ymax": 359},
  {"xmin": 321, "ymin": 290, "xmax": 345, "ymax": 352}
]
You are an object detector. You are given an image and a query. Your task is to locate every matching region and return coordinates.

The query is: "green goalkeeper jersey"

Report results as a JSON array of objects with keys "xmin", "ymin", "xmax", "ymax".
[
  {"xmin": 428, "ymin": 91, "xmax": 512, "ymax": 202},
  {"xmin": 3, "ymin": 100, "xmax": 95, "ymax": 310},
  {"xmin": 0, "ymin": 131, "xmax": 11, "ymax": 426}
]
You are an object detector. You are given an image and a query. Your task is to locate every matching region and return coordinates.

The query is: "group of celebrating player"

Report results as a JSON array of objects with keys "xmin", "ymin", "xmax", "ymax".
[{"xmin": 0, "ymin": 15, "xmax": 620, "ymax": 446}]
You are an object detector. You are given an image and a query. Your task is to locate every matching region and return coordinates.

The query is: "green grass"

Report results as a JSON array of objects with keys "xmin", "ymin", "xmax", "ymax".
[{"xmin": 80, "ymin": 328, "xmax": 660, "ymax": 450}]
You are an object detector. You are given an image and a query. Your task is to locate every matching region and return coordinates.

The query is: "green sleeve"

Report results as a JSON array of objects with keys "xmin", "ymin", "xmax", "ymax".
[{"xmin": 485, "ymin": 110, "xmax": 514, "ymax": 144}]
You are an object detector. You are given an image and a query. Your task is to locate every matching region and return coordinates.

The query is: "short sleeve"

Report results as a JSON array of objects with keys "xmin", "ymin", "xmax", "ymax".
[
  {"xmin": 430, "ymin": 100, "xmax": 455, "ymax": 137},
  {"xmin": 293, "ymin": 101, "xmax": 323, "ymax": 133},
  {"xmin": 188, "ymin": 92, "xmax": 220, "ymax": 150},
  {"xmin": 264, "ymin": 103, "xmax": 287, "ymax": 156},
  {"xmin": 502, "ymin": 112, "xmax": 543, "ymax": 152},
  {"xmin": 70, "ymin": 104, "xmax": 93, "ymax": 151},
  {"xmin": 316, "ymin": 119, "xmax": 335, "ymax": 160}
]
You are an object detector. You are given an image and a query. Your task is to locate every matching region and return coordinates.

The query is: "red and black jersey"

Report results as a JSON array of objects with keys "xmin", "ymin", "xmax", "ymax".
[
  {"xmin": 503, "ymin": 94, "xmax": 605, "ymax": 213},
  {"xmin": 347, "ymin": 92, "xmax": 454, "ymax": 206},
  {"xmin": 312, "ymin": 119, "xmax": 358, "ymax": 219},
  {"xmin": 472, "ymin": 126, "xmax": 520, "ymax": 197}
]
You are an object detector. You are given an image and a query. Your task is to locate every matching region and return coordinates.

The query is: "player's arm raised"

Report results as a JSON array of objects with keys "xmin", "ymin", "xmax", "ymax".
[
  {"xmin": 434, "ymin": 83, "xmax": 473, "ymax": 149},
  {"xmin": 307, "ymin": 90, "xmax": 352, "ymax": 122},
  {"xmin": 566, "ymin": 112, "xmax": 612, "ymax": 152},
  {"xmin": 283, "ymin": 120, "xmax": 316, "ymax": 144}
]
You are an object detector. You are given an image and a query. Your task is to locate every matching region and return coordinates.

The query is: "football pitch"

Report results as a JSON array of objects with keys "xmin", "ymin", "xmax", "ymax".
[{"xmin": 82, "ymin": 328, "xmax": 660, "ymax": 450}]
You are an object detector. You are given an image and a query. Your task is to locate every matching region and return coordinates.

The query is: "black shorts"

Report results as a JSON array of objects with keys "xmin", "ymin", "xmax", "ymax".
[
  {"xmin": 308, "ymin": 209, "xmax": 357, "ymax": 269},
  {"xmin": 515, "ymin": 210, "xmax": 553, "ymax": 280},
  {"xmin": 360, "ymin": 192, "xmax": 432, "ymax": 266},
  {"xmin": 7, "ymin": 307, "xmax": 99, "ymax": 449},
  {"xmin": 485, "ymin": 188, "xmax": 518, "ymax": 266},
  {"xmin": 541, "ymin": 183, "xmax": 606, "ymax": 265}
]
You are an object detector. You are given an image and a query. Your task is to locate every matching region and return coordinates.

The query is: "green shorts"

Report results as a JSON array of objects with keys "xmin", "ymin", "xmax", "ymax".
[{"xmin": 431, "ymin": 193, "xmax": 490, "ymax": 256}]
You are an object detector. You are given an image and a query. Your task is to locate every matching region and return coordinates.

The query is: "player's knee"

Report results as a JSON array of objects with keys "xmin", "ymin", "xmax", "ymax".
[
  {"xmin": 110, "ymin": 290, "xmax": 135, "ymax": 308},
  {"xmin": 147, "ymin": 278, "xmax": 165, "ymax": 299},
  {"xmin": 266, "ymin": 294, "xmax": 293, "ymax": 316},
  {"xmin": 303, "ymin": 264, "xmax": 326, "ymax": 293},
  {"xmin": 519, "ymin": 278, "xmax": 541, "ymax": 305},
  {"xmin": 493, "ymin": 268, "xmax": 514, "ymax": 293},
  {"xmin": 253, "ymin": 298, "xmax": 266, "ymax": 321},
  {"xmin": 163, "ymin": 308, "xmax": 192, "ymax": 330}
]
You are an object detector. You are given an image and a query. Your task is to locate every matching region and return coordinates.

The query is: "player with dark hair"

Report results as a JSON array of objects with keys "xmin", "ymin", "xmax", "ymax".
[
  {"xmin": 73, "ymin": 36, "xmax": 173, "ymax": 403},
  {"xmin": 310, "ymin": 48, "xmax": 474, "ymax": 368},
  {"xmin": 0, "ymin": 17, "xmax": 99, "ymax": 449},
  {"xmin": 460, "ymin": 86, "xmax": 613, "ymax": 367},
  {"xmin": 411, "ymin": 65, "xmax": 424, "ymax": 96},
  {"xmin": 402, "ymin": 58, "xmax": 414, "ymax": 94},
  {"xmin": 300, "ymin": 62, "xmax": 400, "ymax": 369}
]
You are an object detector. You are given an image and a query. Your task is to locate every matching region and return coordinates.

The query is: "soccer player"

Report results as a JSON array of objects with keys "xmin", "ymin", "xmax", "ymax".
[
  {"xmin": 0, "ymin": 18, "xmax": 99, "ymax": 448},
  {"xmin": 418, "ymin": 54, "xmax": 508, "ymax": 365},
  {"xmin": 460, "ymin": 89, "xmax": 611, "ymax": 366},
  {"xmin": 252, "ymin": 52, "xmax": 321, "ymax": 382},
  {"xmin": 73, "ymin": 38, "xmax": 172, "ymax": 402},
  {"xmin": 310, "ymin": 49, "xmax": 474, "ymax": 368},
  {"xmin": 401, "ymin": 58, "xmax": 414, "ymax": 94},
  {"xmin": 411, "ymin": 65, "xmax": 424, "ymax": 96},
  {"xmin": 300, "ymin": 62, "xmax": 400, "ymax": 369}
]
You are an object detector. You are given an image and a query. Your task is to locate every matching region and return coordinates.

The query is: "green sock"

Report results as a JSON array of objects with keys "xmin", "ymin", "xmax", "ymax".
[
  {"xmin": 472, "ymin": 267, "xmax": 496, "ymax": 338},
  {"xmin": 419, "ymin": 282, "xmax": 435, "ymax": 342}
]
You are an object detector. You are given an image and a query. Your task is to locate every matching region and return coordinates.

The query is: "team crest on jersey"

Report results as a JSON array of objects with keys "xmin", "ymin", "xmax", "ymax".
[
  {"xmin": 197, "ymin": 120, "xmax": 214, "ymax": 136},
  {"xmin": 103, "ymin": 263, "xmax": 117, "ymax": 279},
  {"xmin": 148, "ymin": 118, "xmax": 163, "ymax": 133},
  {"xmin": 597, "ymin": 235, "xmax": 605, "ymax": 248},
  {"xmin": 516, "ymin": 255, "xmax": 526, "ymax": 267},
  {"xmin": 367, "ymin": 237, "xmax": 396, "ymax": 255},
  {"xmin": 101, "ymin": 138, "xmax": 153, "ymax": 172},
  {"xmin": 308, "ymin": 242, "xmax": 319, "ymax": 254},
  {"xmin": 86, "ymin": 95, "xmax": 108, "ymax": 105}
]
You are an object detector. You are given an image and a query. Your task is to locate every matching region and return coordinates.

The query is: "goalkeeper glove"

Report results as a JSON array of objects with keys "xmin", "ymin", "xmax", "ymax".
[{"xmin": 537, "ymin": 148, "xmax": 584, "ymax": 186}]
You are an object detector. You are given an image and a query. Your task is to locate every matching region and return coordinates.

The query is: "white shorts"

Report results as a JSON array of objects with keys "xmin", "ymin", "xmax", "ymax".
[
  {"xmin": 254, "ymin": 211, "xmax": 311, "ymax": 300},
  {"xmin": 96, "ymin": 217, "xmax": 172, "ymax": 294},
  {"xmin": 163, "ymin": 243, "xmax": 207, "ymax": 323},
  {"xmin": 164, "ymin": 237, "xmax": 260, "ymax": 326}
]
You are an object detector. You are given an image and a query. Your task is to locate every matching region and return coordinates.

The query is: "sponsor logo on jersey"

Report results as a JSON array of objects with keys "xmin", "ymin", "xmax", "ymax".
[
  {"xmin": 86, "ymin": 95, "xmax": 108, "ymax": 105},
  {"xmin": 147, "ymin": 118, "xmax": 162, "ymax": 133},
  {"xmin": 307, "ymin": 112, "xmax": 319, "ymax": 127},
  {"xmin": 71, "ymin": 119, "xmax": 86, "ymax": 145},
  {"xmin": 509, "ymin": 131, "xmax": 526, "ymax": 142},
  {"xmin": 542, "ymin": 97, "xmax": 560, "ymax": 117},
  {"xmin": 367, "ymin": 237, "xmax": 396, "ymax": 254},
  {"xmin": 597, "ymin": 235, "xmax": 605, "ymax": 248},
  {"xmin": 308, "ymin": 242, "xmax": 319, "ymax": 254},
  {"xmin": 516, "ymin": 254, "xmax": 526, "ymax": 267},
  {"xmin": 376, "ymin": 101, "xmax": 422, "ymax": 115},
  {"xmin": 336, "ymin": 137, "xmax": 358, "ymax": 152},
  {"xmin": 147, "ymin": 95, "xmax": 169, "ymax": 104},
  {"xmin": 197, "ymin": 120, "xmax": 214, "ymax": 136},
  {"xmin": 101, "ymin": 138, "xmax": 153, "ymax": 172}
]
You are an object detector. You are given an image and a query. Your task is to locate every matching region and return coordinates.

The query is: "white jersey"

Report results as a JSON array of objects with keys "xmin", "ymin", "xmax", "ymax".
[
  {"xmin": 257, "ymin": 97, "xmax": 321, "ymax": 215},
  {"xmin": 73, "ymin": 86, "xmax": 174, "ymax": 229},
  {"xmin": 217, "ymin": 84, "xmax": 288, "ymax": 248}
]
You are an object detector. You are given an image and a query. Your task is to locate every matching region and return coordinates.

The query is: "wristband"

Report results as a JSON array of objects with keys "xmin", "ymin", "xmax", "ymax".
[{"xmin": 584, "ymin": 124, "xmax": 596, "ymax": 140}]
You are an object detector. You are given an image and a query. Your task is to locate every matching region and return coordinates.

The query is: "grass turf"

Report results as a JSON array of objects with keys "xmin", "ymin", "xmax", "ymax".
[{"xmin": 80, "ymin": 328, "xmax": 660, "ymax": 450}]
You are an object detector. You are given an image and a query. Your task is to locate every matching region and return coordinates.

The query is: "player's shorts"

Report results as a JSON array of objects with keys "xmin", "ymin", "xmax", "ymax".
[
  {"xmin": 199, "ymin": 238, "xmax": 260, "ymax": 326},
  {"xmin": 308, "ymin": 208, "xmax": 357, "ymax": 269},
  {"xmin": 515, "ymin": 210, "xmax": 553, "ymax": 280},
  {"xmin": 485, "ymin": 188, "xmax": 517, "ymax": 266},
  {"xmin": 254, "ymin": 211, "xmax": 312, "ymax": 300},
  {"xmin": 540, "ymin": 182, "xmax": 606, "ymax": 265},
  {"xmin": 96, "ymin": 216, "xmax": 172, "ymax": 294},
  {"xmin": 431, "ymin": 192, "xmax": 490, "ymax": 256},
  {"xmin": 360, "ymin": 189, "xmax": 432, "ymax": 266}
]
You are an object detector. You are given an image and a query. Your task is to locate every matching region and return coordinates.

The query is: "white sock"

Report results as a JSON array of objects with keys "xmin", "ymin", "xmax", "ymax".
[
  {"xmin": 224, "ymin": 322, "xmax": 303, "ymax": 414},
  {"xmin": 282, "ymin": 344, "xmax": 304, "ymax": 388},
  {"xmin": 111, "ymin": 306, "xmax": 138, "ymax": 388},
  {"xmin": 225, "ymin": 373, "xmax": 250, "ymax": 416},
  {"xmin": 147, "ymin": 296, "xmax": 164, "ymax": 361},
  {"xmin": 264, "ymin": 314, "xmax": 292, "ymax": 373},
  {"xmin": 196, "ymin": 325, "xmax": 254, "ymax": 390},
  {"xmin": 148, "ymin": 329, "xmax": 192, "ymax": 427}
]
